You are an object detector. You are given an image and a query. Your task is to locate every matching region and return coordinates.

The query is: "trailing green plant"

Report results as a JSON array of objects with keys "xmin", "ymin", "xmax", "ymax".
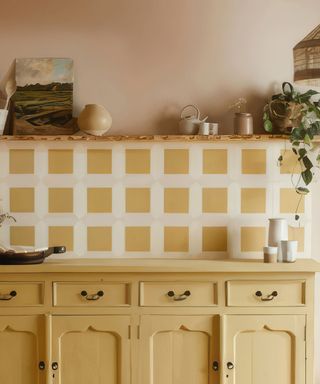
[{"xmin": 263, "ymin": 82, "xmax": 320, "ymax": 200}]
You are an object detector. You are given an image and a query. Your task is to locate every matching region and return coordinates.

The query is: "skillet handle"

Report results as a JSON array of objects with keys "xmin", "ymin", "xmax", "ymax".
[{"xmin": 44, "ymin": 246, "xmax": 66, "ymax": 258}]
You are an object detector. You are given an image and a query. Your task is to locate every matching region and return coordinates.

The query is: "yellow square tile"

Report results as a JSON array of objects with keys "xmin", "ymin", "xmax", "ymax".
[
  {"xmin": 49, "ymin": 188, "xmax": 73, "ymax": 213},
  {"xmin": 280, "ymin": 149, "xmax": 300, "ymax": 174},
  {"xmin": 125, "ymin": 226, "xmax": 150, "ymax": 252},
  {"xmin": 203, "ymin": 149, "xmax": 228, "ymax": 174},
  {"xmin": 9, "ymin": 149, "xmax": 34, "ymax": 174},
  {"xmin": 242, "ymin": 149, "xmax": 266, "ymax": 174},
  {"xmin": 164, "ymin": 226, "xmax": 189, "ymax": 252},
  {"xmin": 202, "ymin": 188, "xmax": 228, "ymax": 213},
  {"xmin": 87, "ymin": 188, "xmax": 112, "ymax": 213},
  {"xmin": 10, "ymin": 226, "xmax": 35, "ymax": 247},
  {"xmin": 87, "ymin": 227, "xmax": 112, "ymax": 251},
  {"xmin": 241, "ymin": 188, "xmax": 266, "ymax": 213},
  {"xmin": 10, "ymin": 188, "xmax": 34, "ymax": 212},
  {"xmin": 49, "ymin": 226, "xmax": 74, "ymax": 251},
  {"xmin": 288, "ymin": 226, "xmax": 304, "ymax": 252},
  {"xmin": 202, "ymin": 227, "xmax": 228, "ymax": 252},
  {"xmin": 241, "ymin": 227, "xmax": 266, "ymax": 252},
  {"xmin": 126, "ymin": 188, "xmax": 150, "ymax": 213},
  {"xmin": 164, "ymin": 188, "xmax": 189, "ymax": 213},
  {"xmin": 48, "ymin": 149, "xmax": 73, "ymax": 174},
  {"xmin": 164, "ymin": 149, "xmax": 189, "ymax": 174},
  {"xmin": 87, "ymin": 149, "xmax": 112, "ymax": 174},
  {"xmin": 280, "ymin": 189, "xmax": 304, "ymax": 213},
  {"xmin": 126, "ymin": 149, "xmax": 150, "ymax": 174}
]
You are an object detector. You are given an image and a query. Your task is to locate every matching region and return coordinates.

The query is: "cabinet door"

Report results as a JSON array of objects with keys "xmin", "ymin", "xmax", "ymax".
[
  {"xmin": 139, "ymin": 315, "xmax": 219, "ymax": 384},
  {"xmin": 222, "ymin": 315, "xmax": 305, "ymax": 384},
  {"xmin": 51, "ymin": 316, "xmax": 131, "ymax": 384},
  {"xmin": 0, "ymin": 315, "xmax": 45, "ymax": 384}
]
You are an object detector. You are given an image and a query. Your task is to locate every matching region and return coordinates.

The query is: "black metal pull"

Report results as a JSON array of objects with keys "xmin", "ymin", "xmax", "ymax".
[
  {"xmin": 39, "ymin": 361, "xmax": 45, "ymax": 370},
  {"xmin": 52, "ymin": 362, "xmax": 58, "ymax": 370},
  {"xmin": 0, "ymin": 290, "xmax": 17, "ymax": 301},
  {"xmin": 227, "ymin": 362, "xmax": 234, "ymax": 370},
  {"xmin": 80, "ymin": 290, "xmax": 104, "ymax": 301},
  {"xmin": 212, "ymin": 361, "xmax": 219, "ymax": 371},
  {"xmin": 167, "ymin": 290, "xmax": 191, "ymax": 301},
  {"xmin": 255, "ymin": 290, "xmax": 278, "ymax": 301}
]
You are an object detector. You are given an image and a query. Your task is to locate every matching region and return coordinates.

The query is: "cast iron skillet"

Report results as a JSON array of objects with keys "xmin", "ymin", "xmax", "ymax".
[{"xmin": 0, "ymin": 246, "xmax": 66, "ymax": 265}]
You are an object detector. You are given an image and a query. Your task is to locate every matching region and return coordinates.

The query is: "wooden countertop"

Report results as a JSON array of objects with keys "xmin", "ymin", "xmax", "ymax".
[{"xmin": 0, "ymin": 258, "xmax": 319, "ymax": 273}]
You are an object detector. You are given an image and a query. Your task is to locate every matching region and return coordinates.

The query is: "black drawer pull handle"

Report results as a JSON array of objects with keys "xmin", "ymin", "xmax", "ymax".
[
  {"xmin": 0, "ymin": 290, "xmax": 17, "ymax": 301},
  {"xmin": 255, "ymin": 290, "xmax": 278, "ymax": 301},
  {"xmin": 80, "ymin": 290, "xmax": 104, "ymax": 301},
  {"xmin": 167, "ymin": 290, "xmax": 191, "ymax": 301}
]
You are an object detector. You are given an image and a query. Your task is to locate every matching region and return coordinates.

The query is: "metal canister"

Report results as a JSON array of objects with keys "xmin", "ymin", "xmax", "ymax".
[{"xmin": 234, "ymin": 113, "xmax": 253, "ymax": 135}]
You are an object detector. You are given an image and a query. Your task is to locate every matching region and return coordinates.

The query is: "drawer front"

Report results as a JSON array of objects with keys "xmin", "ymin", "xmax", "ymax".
[
  {"xmin": 53, "ymin": 282, "xmax": 131, "ymax": 307},
  {"xmin": 0, "ymin": 282, "xmax": 44, "ymax": 306},
  {"xmin": 140, "ymin": 281, "xmax": 217, "ymax": 306},
  {"xmin": 227, "ymin": 280, "xmax": 306, "ymax": 307}
]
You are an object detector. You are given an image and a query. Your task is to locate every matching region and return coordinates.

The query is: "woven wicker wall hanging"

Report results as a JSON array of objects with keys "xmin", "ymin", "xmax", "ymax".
[{"xmin": 294, "ymin": 24, "xmax": 320, "ymax": 86}]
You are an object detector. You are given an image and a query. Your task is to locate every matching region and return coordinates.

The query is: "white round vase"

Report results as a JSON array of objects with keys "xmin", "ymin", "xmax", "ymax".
[{"xmin": 78, "ymin": 104, "xmax": 112, "ymax": 136}]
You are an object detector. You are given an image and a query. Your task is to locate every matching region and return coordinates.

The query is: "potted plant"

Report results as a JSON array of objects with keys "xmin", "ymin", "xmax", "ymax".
[{"xmin": 263, "ymin": 82, "xmax": 320, "ymax": 198}]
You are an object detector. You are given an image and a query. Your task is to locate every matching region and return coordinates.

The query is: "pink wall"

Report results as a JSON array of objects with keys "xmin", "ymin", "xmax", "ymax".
[{"xmin": 0, "ymin": 0, "xmax": 319, "ymax": 134}]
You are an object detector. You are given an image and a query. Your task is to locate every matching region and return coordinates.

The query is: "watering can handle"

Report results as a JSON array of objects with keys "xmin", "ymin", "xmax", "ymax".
[
  {"xmin": 282, "ymin": 82, "xmax": 294, "ymax": 97},
  {"xmin": 180, "ymin": 104, "xmax": 200, "ymax": 119}
]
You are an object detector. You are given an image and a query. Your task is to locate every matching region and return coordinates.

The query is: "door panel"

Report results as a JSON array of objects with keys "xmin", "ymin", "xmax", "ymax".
[
  {"xmin": 52, "ymin": 316, "xmax": 131, "ymax": 384},
  {"xmin": 140, "ymin": 315, "xmax": 219, "ymax": 384},
  {"xmin": 0, "ymin": 316, "xmax": 44, "ymax": 384},
  {"xmin": 222, "ymin": 315, "xmax": 305, "ymax": 384}
]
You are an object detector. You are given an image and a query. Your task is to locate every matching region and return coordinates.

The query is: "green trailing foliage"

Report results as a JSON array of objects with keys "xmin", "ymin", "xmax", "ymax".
[{"xmin": 263, "ymin": 82, "xmax": 320, "ymax": 197}]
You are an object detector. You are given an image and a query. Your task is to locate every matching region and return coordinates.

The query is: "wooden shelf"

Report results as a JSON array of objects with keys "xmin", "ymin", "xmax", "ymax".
[{"xmin": 0, "ymin": 134, "xmax": 292, "ymax": 142}]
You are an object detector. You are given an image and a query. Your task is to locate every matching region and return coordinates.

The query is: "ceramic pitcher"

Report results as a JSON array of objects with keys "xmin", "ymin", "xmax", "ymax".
[{"xmin": 268, "ymin": 218, "xmax": 288, "ymax": 262}]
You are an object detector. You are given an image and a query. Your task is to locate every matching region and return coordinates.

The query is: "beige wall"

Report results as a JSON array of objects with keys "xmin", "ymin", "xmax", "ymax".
[
  {"xmin": 0, "ymin": 0, "xmax": 320, "ymax": 135},
  {"xmin": 1, "ymin": 0, "xmax": 320, "ymax": 378}
]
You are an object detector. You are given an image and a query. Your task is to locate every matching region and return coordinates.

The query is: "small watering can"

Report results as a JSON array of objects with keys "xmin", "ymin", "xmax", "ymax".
[{"xmin": 179, "ymin": 104, "xmax": 208, "ymax": 135}]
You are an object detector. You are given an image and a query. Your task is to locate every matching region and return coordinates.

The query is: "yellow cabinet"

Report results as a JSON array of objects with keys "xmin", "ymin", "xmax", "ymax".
[
  {"xmin": 139, "ymin": 315, "xmax": 219, "ymax": 384},
  {"xmin": 0, "ymin": 315, "xmax": 45, "ymax": 384},
  {"xmin": 51, "ymin": 315, "xmax": 131, "ymax": 384},
  {"xmin": 222, "ymin": 315, "xmax": 306, "ymax": 384}
]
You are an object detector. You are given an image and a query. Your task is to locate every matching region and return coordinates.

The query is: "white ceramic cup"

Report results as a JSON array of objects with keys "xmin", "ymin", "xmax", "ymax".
[
  {"xmin": 263, "ymin": 246, "xmax": 278, "ymax": 263},
  {"xmin": 0, "ymin": 109, "xmax": 8, "ymax": 135},
  {"xmin": 198, "ymin": 122, "xmax": 219, "ymax": 135},
  {"xmin": 281, "ymin": 240, "xmax": 298, "ymax": 263}
]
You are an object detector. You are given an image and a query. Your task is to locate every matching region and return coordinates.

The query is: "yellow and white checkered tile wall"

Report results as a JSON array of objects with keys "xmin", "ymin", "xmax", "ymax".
[{"xmin": 0, "ymin": 141, "xmax": 311, "ymax": 259}]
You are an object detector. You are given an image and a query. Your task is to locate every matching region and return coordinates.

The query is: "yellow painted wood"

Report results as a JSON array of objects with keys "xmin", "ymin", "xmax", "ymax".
[
  {"xmin": 51, "ymin": 315, "xmax": 131, "ymax": 384},
  {"xmin": 53, "ymin": 282, "xmax": 131, "ymax": 307},
  {"xmin": 0, "ymin": 315, "xmax": 45, "ymax": 384},
  {"xmin": 0, "ymin": 260, "xmax": 316, "ymax": 384},
  {"xmin": 140, "ymin": 281, "xmax": 217, "ymax": 307},
  {"xmin": 139, "ymin": 315, "xmax": 219, "ymax": 384},
  {"xmin": 0, "ymin": 282, "xmax": 44, "ymax": 306},
  {"xmin": 222, "ymin": 315, "xmax": 305, "ymax": 384},
  {"xmin": 0, "ymin": 258, "xmax": 318, "ymax": 273},
  {"xmin": 227, "ymin": 280, "xmax": 306, "ymax": 307}
]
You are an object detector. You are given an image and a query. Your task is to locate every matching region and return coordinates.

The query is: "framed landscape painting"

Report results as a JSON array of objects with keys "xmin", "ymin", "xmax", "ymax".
[{"xmin": 12, "ymin": 58, "xmax": 76, "ymax": 135}]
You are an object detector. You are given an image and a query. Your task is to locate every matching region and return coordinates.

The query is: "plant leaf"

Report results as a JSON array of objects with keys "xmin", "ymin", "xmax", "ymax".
[
  {"xmin": 264, "ymin": 119, "xmax": 273, "ymax": 132},
  {"xmin": 302, "ymin": 156, "xmax": 313, "ymax": 170},
  {"xmin": 302, "ymin": 169, "xmax": 313, "ymax": 185},
  {"xmin": 296, "ymin": 187, "xmax": 310, "ymax": 195},
  {"xmin": 298, "ymin": 148, "xmax": 307, "ymax": 158}
]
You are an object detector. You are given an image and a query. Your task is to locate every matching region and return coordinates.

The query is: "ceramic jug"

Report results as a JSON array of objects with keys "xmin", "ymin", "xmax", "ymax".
[
  {"xmin": 268, "ymin": 218, "xmax": 288, "ymax": 262},
  {"xmin": 179, "ymin": 104, "xmax": 208, "ymax": 135}
]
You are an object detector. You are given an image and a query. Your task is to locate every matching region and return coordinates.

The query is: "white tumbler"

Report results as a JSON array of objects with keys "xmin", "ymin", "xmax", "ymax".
[{"xmin": 268, "ymin": 218, "xmax": 288, "ymax": 262}]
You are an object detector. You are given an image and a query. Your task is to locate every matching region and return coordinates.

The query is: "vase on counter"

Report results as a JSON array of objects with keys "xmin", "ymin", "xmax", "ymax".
[
  {"xmin": 234, "ymin": 112, "xmax": 253, "ymax": 135},
  {"xmin": 268, "ymin": 218, "xmax": 288, "ymax": 262},
  {"xmin": 78, "ymin": 104, "xmax": 112, "ymax": 136}
]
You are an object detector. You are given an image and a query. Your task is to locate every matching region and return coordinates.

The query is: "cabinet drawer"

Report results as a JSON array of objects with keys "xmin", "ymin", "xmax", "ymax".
[
  {"xmin": 227, "ymin": 280, "xmax": 306, "ymax": 307},
  {"xmin": 0, "ymin": 282, "xmax": 44, "ymax": 306},
  {"xmin": 140, "ymin": 281, "xmax": 217, "ymax": 306},
  {"xmin": 53, "ymin": 282, "xmax": 131, "ymax": 307}
]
